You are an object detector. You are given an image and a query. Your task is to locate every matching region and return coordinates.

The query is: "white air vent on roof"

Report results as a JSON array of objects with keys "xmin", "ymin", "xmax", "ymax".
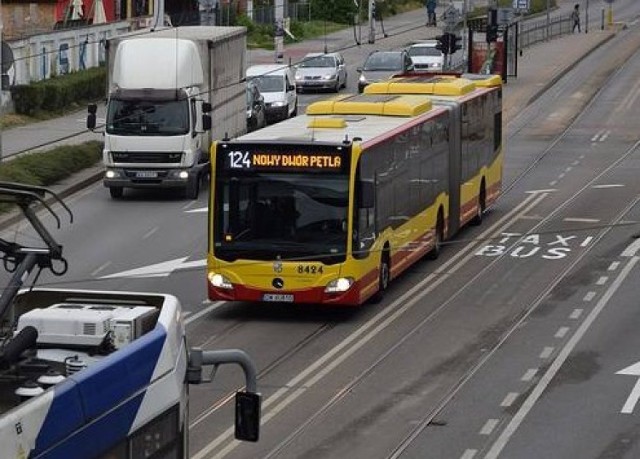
[{"xmin": 16, "ymin": 303, "xmax": 158, "ymax": 348}]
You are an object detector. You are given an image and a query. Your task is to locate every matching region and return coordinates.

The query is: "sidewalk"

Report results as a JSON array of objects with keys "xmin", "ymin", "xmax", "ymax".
[{"xmin": 0, "ymin": 3, "xmax": 619, "ymax": 216}]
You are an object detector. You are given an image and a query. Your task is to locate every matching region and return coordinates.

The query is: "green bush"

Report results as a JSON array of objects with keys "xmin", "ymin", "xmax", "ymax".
[
  {"xmin": 0, "ymin": 141, "xmax": 103, "ymax": 214},
  {"xmin": 0, "ymin": 141, "xmax": 102, "ymax": 186},
  {"xmin": 11, "ymin": 66, "xmax": 107, "ymax": 116}
]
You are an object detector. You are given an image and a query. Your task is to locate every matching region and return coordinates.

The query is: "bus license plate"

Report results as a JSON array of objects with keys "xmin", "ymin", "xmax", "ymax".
[
  {"xmin": 135, "ymin": 171, "xmax": 158, "ymax": 178},
  {"xmin": 263, "ymin": 293, "xmax": 294, "ymax": 302}
]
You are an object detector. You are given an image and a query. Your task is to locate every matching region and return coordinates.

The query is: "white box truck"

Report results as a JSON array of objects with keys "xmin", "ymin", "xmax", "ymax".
[{"xmin": 88, "ymin": 26, "xmax": 247, "ymax": 199}]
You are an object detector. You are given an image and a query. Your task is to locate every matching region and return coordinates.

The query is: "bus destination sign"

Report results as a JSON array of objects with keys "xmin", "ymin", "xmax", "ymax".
[{"xmin": 220, "ymin": 145, "xmax": 346, "ymax": 173}]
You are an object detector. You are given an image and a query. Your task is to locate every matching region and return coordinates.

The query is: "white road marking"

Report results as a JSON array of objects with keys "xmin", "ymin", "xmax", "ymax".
[
  {"xmin": 525, "ymin": 189, "xmax": 557, "ymax": 194},
  {"xmin": 617, "ymin": 362, "xmax": 640, "ymax": 414},
  {"xmin": 484, "ymin": 256, "xmax": 640, "ymax": 459},
  {"xmin": 521, "ymin": 369, "xmax": 537, "ymax": 382},
  {"xmin": 500, "ymin": 393, "xmax": 519, "ymax": 407},
  {"xmin": 569, "ymin": 309, "xmax": 583, "ymax": 320},
  {"xmin": 555, "ymin": 327, "xmax": 569, "ymax": 339},
  {"xmin": 596, "ymin": 276, "xmax": 608, "ymax": 285},
  {"xmin": 186, "ymin": 207, "xmax": 208, "ymax": 213},
  {"xmin": 91, "ymin": 261, "xmax": 111, "ymax": 277},
  {"xmin": 539, "ymin": 347, "xmax": 554, "ymax": 359},
  {"xmin": 100, "ymin": 257, "xmax": 206, "ymax": 279},
  {"xmin": 143, "ymin": 226, "xmax": 158, "ymax": 239},
  {"xmin": 581, "ymin": 236, "xmax": 593, "ymax": 247},
  {"xmin": 563, "ymin": 218, "xmax": 599, "ymax": 223},
  {"xmin": 622, "ymin": 238, "xmax": 640, "ymax": 257},
  {"xmin": 608, "ymin": 261, "xmax": 620, "ymax": 271},
  {"xmin": 461, "ymin": 450, "xmax": 477, "ymax": 459},
  {"xmin": 583, "ymin": 291, "xmax": 596, "ymax": 302},
  {"xmin": 480, "ymin": 419, "xmax": 500, "ymax": 435},
  {"xmin": 549, "ymin": 180, "xmax": 558, "ymax": 186},
  {"xmin": 592, "ymin": 184, "xmax": 624, "ymax": 189},
  {"xmin": 185, "ymin": 301, "xmax": 227, "ymax": 325}
]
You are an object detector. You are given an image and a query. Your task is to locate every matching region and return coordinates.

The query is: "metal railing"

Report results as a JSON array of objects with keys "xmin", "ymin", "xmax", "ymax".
[
  {"xmin": 517, "ymin": 13, "xmax": 573, "ymax": 49},
  {"xmin": 218, "ymin": 2, "xmax": 312, "ymax": 25}
]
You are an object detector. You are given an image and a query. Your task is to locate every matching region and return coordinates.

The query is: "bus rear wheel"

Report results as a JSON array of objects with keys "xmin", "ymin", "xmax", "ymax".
[
  {"xmin": 471, "ymin": 183, "xmax": 486, "ymax": 226},
  {"xmin": 428, "ymin": 214, "xmax": 444, "ymax": 260}
]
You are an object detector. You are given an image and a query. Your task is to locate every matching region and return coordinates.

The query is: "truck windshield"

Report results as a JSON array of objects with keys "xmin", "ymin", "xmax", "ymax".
[
  {"xmin": 214, "ymin": 173, "xmax": 348, "ymax": 264},
  {"xmin": 106, "ymin": 98, "xmax": 189, "ymax": 136}
]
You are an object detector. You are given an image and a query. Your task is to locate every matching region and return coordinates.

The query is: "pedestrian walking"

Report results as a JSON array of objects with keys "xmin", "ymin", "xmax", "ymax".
[
  {"xmin": 571, "ymin": 3, "xmax": 581, "ymax": 33},
  {"xmin": 425, "ymin": 0, "xmax": 437, "ymax": 27}
]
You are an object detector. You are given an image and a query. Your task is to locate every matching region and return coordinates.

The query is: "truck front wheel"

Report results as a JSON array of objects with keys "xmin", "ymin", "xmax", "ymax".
[
  {"xmin": 186, "ymin": 175, "xmax": 200, "ymax": 200},
  {"xmin": 109, "ymin": 187, "xmax": 124, "ymax": 199}
]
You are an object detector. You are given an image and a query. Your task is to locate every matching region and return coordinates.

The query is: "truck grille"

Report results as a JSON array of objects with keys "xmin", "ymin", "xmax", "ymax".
[{"xmin": 111, "ymin": 151, "xmax": 183, "ymax": 164}]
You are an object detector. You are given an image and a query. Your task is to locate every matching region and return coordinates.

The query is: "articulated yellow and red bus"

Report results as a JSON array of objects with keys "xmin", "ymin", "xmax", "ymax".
[{"xmin": 207, "ymin": 73, "xmax": 503, "ymax": 306}]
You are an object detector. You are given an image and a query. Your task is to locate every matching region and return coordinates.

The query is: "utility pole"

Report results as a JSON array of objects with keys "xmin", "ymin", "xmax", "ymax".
[
  {"xmin": 585, "ymin": 0, "xmax": 589, "ymax": 33},
  {"xmin": 274, "ymin": 0, "xmax": 284, "ymax": 63},
  {"xmin": 368, "ymin": 0, "xmax": 376, "ymax": 44}
]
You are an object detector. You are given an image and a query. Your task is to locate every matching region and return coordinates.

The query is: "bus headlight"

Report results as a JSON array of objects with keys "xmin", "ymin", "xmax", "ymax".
[
  {"xmin": 105, "ymin": 170, "xmax": 120, "ymax": 179},
  {"xmin": 324, "ymin": 277, "xmax": 354, "ymax": 293},
  {"xmin": 208, "ymin": 273, "xmax": 233, "ymax": 290}
]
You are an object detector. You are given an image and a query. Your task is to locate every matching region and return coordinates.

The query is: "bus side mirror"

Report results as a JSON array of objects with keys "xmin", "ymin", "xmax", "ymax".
[
  {"xmin": 359, "ymin": 180, "xmax": 374, "ymax": 208},
  {"xmin": 87, "ymin": 103, "xmax": 97, "ymax": 130},
  {"xmin": 235, "ymin": 391, "xmax": 261, "ymax": 442},
  {"xmin": 202, "ymin": 102, "xmax": 212, "ymax": 113}
]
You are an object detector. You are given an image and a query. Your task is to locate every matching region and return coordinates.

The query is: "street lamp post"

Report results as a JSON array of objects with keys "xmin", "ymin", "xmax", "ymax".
[{"xmin": 585, "ymin": 0, "xmax": 589, "ymax": 33}]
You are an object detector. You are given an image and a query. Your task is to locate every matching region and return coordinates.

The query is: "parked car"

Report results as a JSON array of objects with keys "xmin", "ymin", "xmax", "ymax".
[
  {"xmin": 294, "ymin": 52, "xmax": 348, "ymax": 93},
  {"xmin": 357, "ymin": 50, "xmax": 414, "ymax": 93},
  {"xmin": 246, "ymin": 64, "xmax": 298, "ymax": 123},
  {"xmin": 246, "ymin": 81, "xmax": 267, "ymax": 132},
  {"xmin": 407, "ymin": 41, "xmax": 445, "ymax": 72}
]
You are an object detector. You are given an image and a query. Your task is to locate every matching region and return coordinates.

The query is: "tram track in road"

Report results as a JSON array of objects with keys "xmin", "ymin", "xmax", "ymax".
[
  {"xmin": 387, "ymin": 191, "xmax": 640, "ymax": 459},
  {"xmin": 254, "ymin": 132, "xmax": 640, "ymax": 459},
  {"xmin": 191, "ymin": 192, "xmax": 550, "ymax": 458},
  {"xmin": 502, "ymin": 25, "xmax": 640, "ymax": 200},
  {"xmin": 188, "ymin": 313, "xmax": 338, "ymax": 429},
  {"xmin": 192, "ymin": 121, "xmax": 640, "ymax": 457}
]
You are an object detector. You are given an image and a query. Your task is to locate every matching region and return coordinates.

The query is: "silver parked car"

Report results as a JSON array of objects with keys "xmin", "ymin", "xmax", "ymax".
[{"xmin": 294, "ymin": 52, "xmax": 348, "ymax": 93}]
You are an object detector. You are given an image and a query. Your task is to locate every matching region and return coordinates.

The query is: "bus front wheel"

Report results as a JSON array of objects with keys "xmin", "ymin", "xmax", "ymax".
[{"xmin": 370, "ymin": 250, "xmax": 390, "ymax": 304}]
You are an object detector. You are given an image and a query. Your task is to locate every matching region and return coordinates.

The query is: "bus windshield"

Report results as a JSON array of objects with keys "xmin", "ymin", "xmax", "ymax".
[{"xmin": 214, "ymin": 173, "xmax": 349, "ymax": 264}]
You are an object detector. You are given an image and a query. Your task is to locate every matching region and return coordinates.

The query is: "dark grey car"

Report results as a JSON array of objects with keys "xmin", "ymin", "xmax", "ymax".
[{"xmin": 357, "ymin": 50, "xmax": 414, "ymax": 93}]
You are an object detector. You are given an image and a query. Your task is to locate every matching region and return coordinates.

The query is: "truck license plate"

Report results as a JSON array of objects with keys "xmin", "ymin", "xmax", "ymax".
[
  {"xmin": 135, "ymin": 171, "xmax": 158, "ymax": 178},
  {"xmin": 263, "ymin": 293, "xmax": 294, "ymax": 302}
]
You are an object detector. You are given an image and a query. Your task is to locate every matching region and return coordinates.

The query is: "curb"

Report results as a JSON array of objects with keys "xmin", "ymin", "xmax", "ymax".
[{"xmin": 524, "ymin": 31, "xmax": 616, "ymax": 108}]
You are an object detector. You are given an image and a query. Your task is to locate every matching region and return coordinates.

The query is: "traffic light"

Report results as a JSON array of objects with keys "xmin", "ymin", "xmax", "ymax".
[
  {"xmin": 486, "ymin": 24, "xmax": 499, "ymax": 43},
  {"xmin": 449, "ymin": 34, "xmax": 462, "ymax": 54},
  {"xmin": 486, "ymin": 8, "xmax": 498, "ymax": 43},
  {"xmin": 435, "ymin": 34, "xmax": 451, "ymax": 54}
]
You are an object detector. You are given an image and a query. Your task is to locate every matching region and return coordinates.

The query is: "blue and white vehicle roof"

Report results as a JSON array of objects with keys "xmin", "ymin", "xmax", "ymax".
[{"xmin": 0, "ymin": 288, "xmax": 187, "ymax": 459}]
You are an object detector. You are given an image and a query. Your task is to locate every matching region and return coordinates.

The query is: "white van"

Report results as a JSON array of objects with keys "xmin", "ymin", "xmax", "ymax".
[{"xmin": 246, "ymin": 64, "xmax": 298, "ymax": 123}]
